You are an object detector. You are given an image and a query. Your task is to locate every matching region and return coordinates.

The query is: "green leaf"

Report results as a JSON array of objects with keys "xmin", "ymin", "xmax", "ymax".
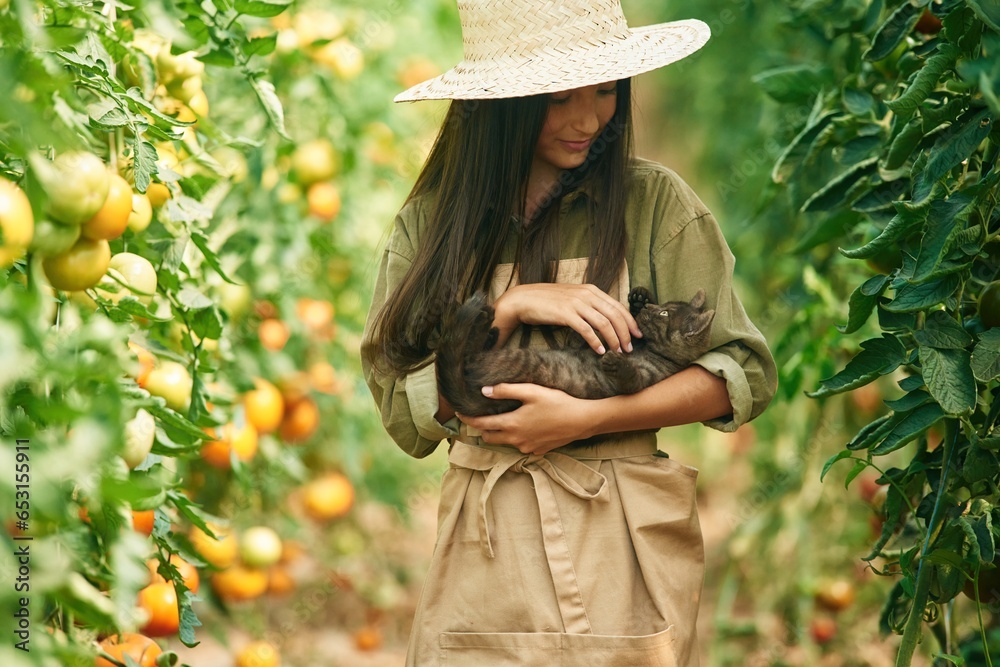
[
  {"xmin": 884, "ymin": 389, "xmax": 933, "ymax": 412},
  {"xmin": 191, "ymin": 306, "xmax": 224, "ymax": 342},
  {"xmin": 871, "ymin": 402, "xmax": 945, "ymax": 455},
  {"xmin": 910, "ymin": 195, "xmax": 974, "ymax": 283},
  {"xmin": 249, "ymin": 77, "xmax": 289, "ymax": 140},
  {"xmin": 128, "ymin": 138, "xmax": 158, "ymax": 194},
  {"xmin": 244, "ymin": 34, "xmax": 278, "ymax": 57},
  {"xmin": 847, "ymin": 413, "xmax": 899, "ymax": 451},
  {"xmin": 821, "ymin": 449, "xmax": 854, "ymax": 482},
  {"xmin": 178, "ymin": 287, "xmax": 213, "ymax": 310},
  {"xmin": 919, "ymin": 346, "xmax": 977, "ymax": 415},
  {"xmin": 968, "ymin": 0, "xmax": 1000, "ymax": 31},
  {"xmin": 865, "ymin": 2, "xmax": 920, "ymax": 61},
  {"xmin": 146, "ymin": 401, "xmax": 210, "ymax": 442},
  {"xmin": 885, "ymin": 117, "xmax": 925, "ymax": 169},
  {"xmin": 178, "ymin": 589, "xmax": 202, "ymax": 648},
  {"xmin": 771, "ymin": 111, "xmax": 838, "ymax": 184},
  {"xmin": 850, "ymin": 179, "xmax": 907, "ymax": 213},
  {"xmin": 886, "ymin": 45, "xmax": 959, "ymax": 115},
  {"xmin": 971, "ymin": 329, "xmax": 1000, "ymax": 382},
  {"xmin": 914, "ymin": 107, "xmax": 994, "ymax": 201},
  {"xmin": 808, "ymin": 334, "xmax": 906, "ymax": 398},
  {"xmin": 913, "ymin": 310, "xmax": 974, "ymax": 349},
  {"xmin": 843, "ymin": 88, "xmax": 876, "ymax": 117},
  {"xmin": 972, "ymin": 513, "xmax": 995, "ymax": 564},
  {"xmin": 235, "ymin": 0, "xmax": 293, "ymax": 18},
  {"xmin": 964, "ymin": 445, "xmax": 998, "ymax": 484},
  {"xmin": 801, "ymin": 157, "xmax": 879, "ymax": 212},
  {"xmin": 884, "ymin": 274, "xmax": 960, "ymax": 312},
  {"xmin": 845, "ymin": 459, "xmax": 868, "ymax": 488},
  {"xmin": 114, "ymin": 296, "xmax": 172, "ymax": 323},
  {"xmin": 838, "ymin": 274, "xmax": 890, "ymax": 334},
  {"xmin": 839, "ymin": 205, "xmax": 928, "ymax": 259},
  {"xmin": 752, "ymin": 64, "xmax": 832, "ymax": 104},
  {"xmin": 190, "ymin": 230, "xmax": 239, "ymax": 284},
  {"xmin": 898, "ymin": 374, "xmax": 925, "ymax": 392}
]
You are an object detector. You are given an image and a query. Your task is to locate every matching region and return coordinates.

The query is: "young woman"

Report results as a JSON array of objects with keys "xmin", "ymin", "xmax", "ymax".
[{"xmin": 362, "ymin": 2, "xmax": 777, "ymax": 665}]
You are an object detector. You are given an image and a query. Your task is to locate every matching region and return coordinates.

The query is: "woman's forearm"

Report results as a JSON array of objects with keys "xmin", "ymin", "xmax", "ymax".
[{"xmin": 584, "ymin": 365, "xmax": 733, "ymax": 437}]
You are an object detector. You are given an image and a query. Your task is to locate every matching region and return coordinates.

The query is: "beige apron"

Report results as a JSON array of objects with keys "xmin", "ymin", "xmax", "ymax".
[{"xmin": 406, "ymin": 258, "xmax": 706, "ymax": 667}]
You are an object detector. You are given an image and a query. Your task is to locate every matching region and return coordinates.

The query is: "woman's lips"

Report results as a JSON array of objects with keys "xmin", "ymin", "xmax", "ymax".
[{"xmin": 560, "ymin": 139, "xmax": 592, "ymax": 152}]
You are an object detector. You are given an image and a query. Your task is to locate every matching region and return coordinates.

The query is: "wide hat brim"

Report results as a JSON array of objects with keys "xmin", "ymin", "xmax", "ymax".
[{"xmin": 395, "ymin": 18, "xmax": 710, "ymax": 102}]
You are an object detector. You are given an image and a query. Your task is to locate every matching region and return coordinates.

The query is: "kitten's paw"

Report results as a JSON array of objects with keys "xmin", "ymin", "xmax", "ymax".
[
  {"xmin": 628, "ymin": 286, "xmax": 654, "ymax": 316},
  {"xmin": 484, "ymin": 326, "xmax": 499, "ymax": 351},
  {"xmin": 599, "ymin": 350, "xmax": 628, "ymax": 375}
]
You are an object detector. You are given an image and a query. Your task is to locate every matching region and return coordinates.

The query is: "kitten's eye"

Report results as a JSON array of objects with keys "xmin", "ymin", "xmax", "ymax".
[{"xmin": 658, "ymin": 311, "xmax": 669, "ymax": 317}]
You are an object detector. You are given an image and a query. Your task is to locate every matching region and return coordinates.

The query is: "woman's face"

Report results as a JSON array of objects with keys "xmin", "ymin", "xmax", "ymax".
[{"xmin": 534, "ymin": 81, "xmax": 619, "ymax": 175}]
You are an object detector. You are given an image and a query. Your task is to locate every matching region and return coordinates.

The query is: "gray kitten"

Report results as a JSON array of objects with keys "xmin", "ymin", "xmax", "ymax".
[{"xmin": 436, "ymin": 286, "xmax": 715, "ymax": 416}]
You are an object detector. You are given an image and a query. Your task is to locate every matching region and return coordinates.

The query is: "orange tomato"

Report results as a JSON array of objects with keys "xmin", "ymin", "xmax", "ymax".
[
  {"xmin": 211, "ymin": 565, "xmax": 269, "ymax": 603},
  {"xmin": 201, "ymin": 420, "xmax": 259, "ymax": 469},
  {"xmin": 236, "ymin": 640, "xmax": 281, "ymax": 667},
  {"xmin": 137, "ymin": 582, "xmax": 180, "ymax": 637},
  {"xmin": 81, "ymin": 174, "xmax": 133, "ymax": 240},
  {"xmin": 95, "ymin": 633, "xmax": 162, "ymax": 667},
  {"xmin": 278, "ymin": 397, "xmax": 319, "ymax": 444},
  {"xmin": 308, "ymin": 361, "xmax": 339, "ymax": 394},
  {"xmin": 302, "ymin": 472, "xmax": 354, "ymax": 522},
  {"xmin": 295, "ymin": 297, "xmax": 334, "ymax": 329},
  {"xmin": 258, "ymin": 318, "xmax": 290, "ymax": 351},
  {"xmin": 353, "ymin": 625, "xmax": 383, "ymax": 652},
  {"xmin": 189, "ymin": 523, "xmax": 238, "ymax": 569},
  {"xmin": 127, "ymin": 342, "xmax": 156, "ymax": 387},
  {"xmin": 266, "ymin": 566, "xmax": 295, "ymax": 596},
  {"xmin": 306, "ymin": 182, "xmax": 341, "ymax": 222},
  {"xmin": 243, "ymin": 378, "xmax": 285, "ymax": 434},
  {"xmin": 132, "ymin": 509, "xmax": 156, "ymax": 536},
  {"xmin": 147, "ymin": 554, "xmax": 200, "ymax": 594}
]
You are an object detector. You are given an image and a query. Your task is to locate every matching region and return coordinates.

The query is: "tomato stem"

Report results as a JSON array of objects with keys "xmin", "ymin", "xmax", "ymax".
[{"xmin": 894, "ymin": 419, "xmax": 959, "ymax": 667}]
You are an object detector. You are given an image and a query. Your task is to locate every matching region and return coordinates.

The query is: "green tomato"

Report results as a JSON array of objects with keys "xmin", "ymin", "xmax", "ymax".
[
  {"xmin": 106, "ymin": 252, "xmax": 158, "ymax": 305},
  {"xmin": 29, "ymin": 218, "xmax": 81, "ymax": 256},
  {"xmin": 239, "ymin": 526, "xmax": 283, "ymax": 568},
  {"xmin": 123, "ymin": 408, "xmax": 156, "ymax": 469},
  {"xmin": 43, "ymin": 152, "xmax": 111, "ymax": 226},
  {"xmin": 144, "ymin": 361, "xmax": 192, "ymax": 412}
]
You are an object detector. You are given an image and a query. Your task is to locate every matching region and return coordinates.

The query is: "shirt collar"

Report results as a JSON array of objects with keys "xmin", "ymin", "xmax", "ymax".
[{"xmin": 560, "ymin": 178, "xmax": 601, "ymax": 210}]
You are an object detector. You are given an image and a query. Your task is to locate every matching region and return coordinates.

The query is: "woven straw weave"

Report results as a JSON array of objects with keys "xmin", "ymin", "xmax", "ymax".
[{"xmin": 395, "ymin": 0, "xmax": 710, "ymax": 102}]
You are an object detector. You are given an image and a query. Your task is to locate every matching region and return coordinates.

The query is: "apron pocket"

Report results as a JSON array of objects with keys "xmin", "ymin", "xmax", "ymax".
[{"xmin": 439, "ymin": 625, "xmax": 677, "ymax": 667}]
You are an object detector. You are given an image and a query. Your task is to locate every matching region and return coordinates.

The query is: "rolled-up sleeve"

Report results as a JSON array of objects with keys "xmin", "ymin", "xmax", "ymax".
[
  {"xmin": 651, "ymin": 209, "xmax": 777, "ymax": 432},
  {"xmin": 360, "ymin": 207, "xmax": 460, "ymax": 458}
]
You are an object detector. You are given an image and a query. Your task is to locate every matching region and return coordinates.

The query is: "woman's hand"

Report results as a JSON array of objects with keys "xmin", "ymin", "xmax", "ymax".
[
  {"xmin": 456, "ymin": 383, "xmax": 596, "ymax": 456},
  {"xmin": 492, "ymin": 283, "xmax": 641, "ymax": 354}
]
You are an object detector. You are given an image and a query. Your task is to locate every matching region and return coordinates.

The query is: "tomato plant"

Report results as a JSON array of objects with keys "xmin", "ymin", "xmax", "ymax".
[{"xmin": 759, "ymin": 0, "xmax": 1000, "ymax": 664}]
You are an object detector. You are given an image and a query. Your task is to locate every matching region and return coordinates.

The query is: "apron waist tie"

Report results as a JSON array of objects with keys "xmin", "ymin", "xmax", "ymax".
[{"xmin": 448, "ymin": 438, "xmax": 656, "ymax": 635}]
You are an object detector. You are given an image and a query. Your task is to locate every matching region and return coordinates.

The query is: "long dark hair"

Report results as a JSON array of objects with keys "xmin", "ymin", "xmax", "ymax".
[{"xmin": 366, "ymin": 78, "xmax": 635, "ymax": 376}]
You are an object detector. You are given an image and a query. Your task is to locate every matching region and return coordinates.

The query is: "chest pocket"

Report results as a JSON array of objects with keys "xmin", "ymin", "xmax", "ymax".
[{"xmin": 488, "ymin": 258, "xmax": 631, "ymax": 351}]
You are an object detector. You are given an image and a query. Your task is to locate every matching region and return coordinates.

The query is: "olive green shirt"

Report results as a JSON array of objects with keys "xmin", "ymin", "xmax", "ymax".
[{"xmin": 361, "ymin": 158, "xmax": 778, "ymax": 459}]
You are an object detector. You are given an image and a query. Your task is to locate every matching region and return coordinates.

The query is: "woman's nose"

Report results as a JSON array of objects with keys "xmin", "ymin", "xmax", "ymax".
[{"xmin": 568, "ymin": 97, "xmax": 600, "ymax": 134}]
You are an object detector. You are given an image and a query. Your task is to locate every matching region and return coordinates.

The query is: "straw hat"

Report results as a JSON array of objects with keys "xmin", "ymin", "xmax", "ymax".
[{"xmin": 394, "ymin": 0, "xmax": 710, "ymax": 102}]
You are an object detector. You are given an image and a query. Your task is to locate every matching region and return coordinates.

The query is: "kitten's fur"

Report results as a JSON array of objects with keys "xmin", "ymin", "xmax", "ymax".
[{"xmin": 437, "ymin": 287, "xmax": 715, "ymax": 416}]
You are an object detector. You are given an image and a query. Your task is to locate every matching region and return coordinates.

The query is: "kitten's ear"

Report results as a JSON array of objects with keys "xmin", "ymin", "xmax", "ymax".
[
  {"xmin": 689, "ymin": 289, "xmax": 707, "ymax": 309},
  {"xmin": 684, "ymin": 309, "xmax": 715, "ymax": 337}
]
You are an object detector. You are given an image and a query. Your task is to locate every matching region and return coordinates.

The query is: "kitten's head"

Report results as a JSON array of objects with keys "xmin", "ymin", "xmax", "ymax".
[{"xmin": 637, "ymin": 289, "xmax": 715, "ymax": 363}]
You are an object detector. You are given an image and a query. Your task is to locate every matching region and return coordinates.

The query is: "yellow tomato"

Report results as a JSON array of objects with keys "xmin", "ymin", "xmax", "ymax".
[
  {"xmin": 42, "ymin": 237, "xmax": 111, "ymax": 291},
  {"xmin": 0, "ymin": 177, "xmax": 34, "ymax": 267},
  {"xmin": 127, "ymin": 193, "xmax": 153, "ymax": 232}
]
